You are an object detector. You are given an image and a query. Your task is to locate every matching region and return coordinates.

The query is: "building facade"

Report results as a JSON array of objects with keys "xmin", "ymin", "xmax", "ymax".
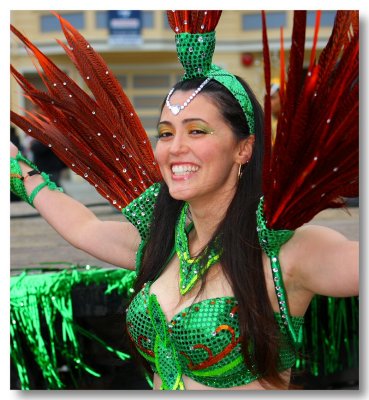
[{"xmin": 10, "ymin": 10, "xmax": 336, "ymax": 140}]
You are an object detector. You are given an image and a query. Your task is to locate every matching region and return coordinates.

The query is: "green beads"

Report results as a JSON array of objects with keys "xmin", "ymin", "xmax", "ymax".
[
  {"xmin": 122, "ymin": 182, "xmax": 161, "ymax": 272},
  {"xmin": 10, "ymin": 151, "xmax": 40, "ymax": 206},
  {"xmin": 10, "ymin": 150, "xmax": 63, "ymax": 207},
  {"xmin": 175, "ymin": 202, "xmax": 221, "ymax": 295},
  {"xmin": 256, "ymin": 197, "xmax": 302, "ymax": 346}
]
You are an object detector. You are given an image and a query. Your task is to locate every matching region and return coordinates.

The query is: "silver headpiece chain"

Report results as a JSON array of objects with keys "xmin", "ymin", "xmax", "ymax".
[{"xmin": 165, "ymin": 77, "xmax": 212, "ymax": 116}]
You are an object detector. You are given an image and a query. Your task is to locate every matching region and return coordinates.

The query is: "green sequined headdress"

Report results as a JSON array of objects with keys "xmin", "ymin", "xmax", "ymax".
[{"xmin": 166, "ymin": 11, "xmax": 255, "ymax": 134}]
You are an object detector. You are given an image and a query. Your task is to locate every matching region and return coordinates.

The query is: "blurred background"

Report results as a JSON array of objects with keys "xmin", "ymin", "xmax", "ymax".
[{"xmin": 10, "ymin": 10, "xmax": 359, "ymax": 390}]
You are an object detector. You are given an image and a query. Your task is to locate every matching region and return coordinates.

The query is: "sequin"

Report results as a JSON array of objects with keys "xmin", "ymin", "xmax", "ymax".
[
  {"xmin": 126, "ymin": 280, "xmax": 303, "ymax": 389},
  {"xmin": 174, "ymin": 31, "xmax": 255, "ymax": 133},
  {"xmin": 124, "ymin": 186, "xmax": 304, "ymax": 389}
]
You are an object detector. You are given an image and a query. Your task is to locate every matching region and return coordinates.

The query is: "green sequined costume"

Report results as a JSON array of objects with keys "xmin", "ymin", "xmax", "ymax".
[{"xmin": 123, "ymin": 184, "xmax": 303, "ymax": 390}]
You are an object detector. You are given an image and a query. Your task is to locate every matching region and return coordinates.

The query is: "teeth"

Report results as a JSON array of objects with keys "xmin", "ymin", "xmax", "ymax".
[{"xmin": 172, "ymin": 165, "xmax": 199, "ymax": 175}]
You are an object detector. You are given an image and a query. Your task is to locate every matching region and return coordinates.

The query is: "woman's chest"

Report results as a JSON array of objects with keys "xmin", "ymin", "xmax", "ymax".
[
  {"xmin": 126, "ymin": 280, "xmax": 242, "ymax": 374},
  {"xmin": 149, "ymin": 256, "xmax": 235, "ymax": 322}
]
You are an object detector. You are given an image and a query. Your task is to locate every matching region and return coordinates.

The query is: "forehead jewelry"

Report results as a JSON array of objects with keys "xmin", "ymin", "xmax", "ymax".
[{"xmin": 166, "ymin": 77, "xmax": 211, "ymax": 116}]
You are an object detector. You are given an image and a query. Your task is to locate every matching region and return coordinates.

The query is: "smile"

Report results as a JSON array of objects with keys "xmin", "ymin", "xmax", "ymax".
[{"xmin": 171, "ymin": 164, "xmax": 199, "ymax": 176}]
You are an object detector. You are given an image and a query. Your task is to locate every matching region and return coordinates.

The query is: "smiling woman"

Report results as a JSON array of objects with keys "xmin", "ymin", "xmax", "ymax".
[
  {"xmin": 155, "ymin": 78, "xmax": 257, "ymax": 207},
  {"xmin": 10, "ymin": 10, "xmax": 358, "ymax": 390}
]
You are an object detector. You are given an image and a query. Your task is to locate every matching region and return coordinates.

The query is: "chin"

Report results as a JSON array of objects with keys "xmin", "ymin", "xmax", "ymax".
[
  {"xmin": 168, "ymin": 187, "xmax": 193, "ymax": 202},
  {"xmin": 166, "ymin": 181, "xmax": 197, "ymax": 202}
]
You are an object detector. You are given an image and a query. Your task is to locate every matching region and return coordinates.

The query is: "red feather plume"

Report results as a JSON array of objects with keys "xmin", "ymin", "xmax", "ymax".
[
  {"xmin": 10, "ymin": 13, "xmax": 162, "ymax": 210},
  {"xmin": 262, "ymin": 10, "xmax": 358, "ymax": 230},
  {"xmin": 166, "ymin": 10, "xmax": 222, "ymax": 33}
]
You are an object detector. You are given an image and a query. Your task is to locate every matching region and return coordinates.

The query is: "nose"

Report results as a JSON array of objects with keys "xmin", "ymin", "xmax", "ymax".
[{"xmin": 169, "ymin": 132, "xmax": 189, "ymax": 156}]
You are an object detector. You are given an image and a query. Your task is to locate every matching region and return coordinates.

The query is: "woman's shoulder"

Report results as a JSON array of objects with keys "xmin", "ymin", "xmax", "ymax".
[{"xmin": 122, "ymin": 182, "xmax": 161, "ymax": 241}]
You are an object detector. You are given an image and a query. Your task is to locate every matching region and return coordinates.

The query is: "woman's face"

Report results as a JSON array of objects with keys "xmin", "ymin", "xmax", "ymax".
[{"xmin": 155, "ymin": 90, "xmax": 251, "ymax": 206}]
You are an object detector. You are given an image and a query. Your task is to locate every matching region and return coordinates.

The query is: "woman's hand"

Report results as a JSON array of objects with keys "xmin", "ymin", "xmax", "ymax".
[{"xmin": 10, "ymin": 141, "xmax": 19, "ymax": 158}]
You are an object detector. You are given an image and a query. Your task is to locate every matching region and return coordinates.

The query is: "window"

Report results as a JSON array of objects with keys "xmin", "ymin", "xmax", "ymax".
[
  {"xmin": 307, "ymin": 11, "xmax": 336, "ymax": 27},
  {"xmin": 116, "ymin": 75, "xmax": 128, "ymax": 89},
  {"xmin": 139, "ymin": 115, "xmax": 160, "ymax": 132},
  {"xmin": 96, "ymin": 11, "xmax": 108, "ymax": 29},
  {"xmin": 142, "ymin": 11, "xmax": 154, "ymax": 29},
  {"xmin": 41, "ymin": 12, "xmax": 85, "ymax": 32},
  {"xmin": 242, "ymin": 12, "xmax": 286, "ymax": 30},
  {"xmin": 133, "ymin": 95, "xmax": 164, "ymax": 109},
  {"xmin": 163, "ymin": 11, "xmax": 170, "ymax": 29},
  {"xmin": 133, "ymin": 75, "xmax": 170, "ymax": 89}
]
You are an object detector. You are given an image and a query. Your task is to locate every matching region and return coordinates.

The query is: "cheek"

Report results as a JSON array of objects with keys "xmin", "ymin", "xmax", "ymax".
[
  {"xmin": 154, "ymin": 143, "xmax": 166, "ymax": 166},
  {"xmin": 201, "ymin": 140, "xmax": 235, "ymax": 164},
  {"xmin": 201, "ymin": 143, "xmax": 235, "ymax": 171},
  {"xmin": 154, "ymin": 143, "xmax": 172, "ymax": 180}
]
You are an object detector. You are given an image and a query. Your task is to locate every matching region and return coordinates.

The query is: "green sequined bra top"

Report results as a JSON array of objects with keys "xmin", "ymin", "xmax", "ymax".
[{"xmin": 123, "ymin": 184, "xmax": 304, "ymax": 390}]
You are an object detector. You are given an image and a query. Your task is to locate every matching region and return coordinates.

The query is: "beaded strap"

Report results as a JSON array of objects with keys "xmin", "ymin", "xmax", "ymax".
[
  {"xmin": 15, "ymin": 151, "xmax": 39, "ymax": 170},
  {"xmin": 28, "ymin": 172, "xmax": 64, "ymax": 205},
  {"xmin": 176, "ymin": 202, "xmax": 221, "ymax": 295},
  {"xmin": 10, "ymin": 151, "xmax": 63, "ymax": 207},
  {"xmin": 122, "ymin": 183, "xmax": 162, "ymax": 272},
  {"xmin": 256, "ymin": 197, "xmax": 302, "ymax": 346}
]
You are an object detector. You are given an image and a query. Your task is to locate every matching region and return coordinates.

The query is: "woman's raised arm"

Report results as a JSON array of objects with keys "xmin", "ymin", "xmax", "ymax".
[{"xmin": 11, "ymin": 142, "xmax": 140, "ymax": 270}]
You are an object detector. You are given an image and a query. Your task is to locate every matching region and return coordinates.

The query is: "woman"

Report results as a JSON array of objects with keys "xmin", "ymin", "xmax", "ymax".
[
  {"xmin": 10, "ymin": 11, "xmax": 358, "ymax": 390},
  {"xmin": 10, "ymin": 77, "xmax": 358, "ymax": 390}
]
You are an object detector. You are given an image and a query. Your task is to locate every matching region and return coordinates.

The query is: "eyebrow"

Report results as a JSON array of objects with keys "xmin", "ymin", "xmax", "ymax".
[{"xmin": 157, "ymin": 118, "xmax": 210, "ymax": 128}]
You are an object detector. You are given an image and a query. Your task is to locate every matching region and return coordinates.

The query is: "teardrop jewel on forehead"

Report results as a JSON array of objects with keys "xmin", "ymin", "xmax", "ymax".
[{"xmin": 166, "ymin": 77, "xmax": 211, "ymax": 116}]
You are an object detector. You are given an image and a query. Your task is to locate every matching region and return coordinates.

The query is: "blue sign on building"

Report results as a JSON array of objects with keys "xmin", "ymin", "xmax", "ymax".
[{"xmin": 108, "ymin": 10, "xmax": 142, "ymax": 46}]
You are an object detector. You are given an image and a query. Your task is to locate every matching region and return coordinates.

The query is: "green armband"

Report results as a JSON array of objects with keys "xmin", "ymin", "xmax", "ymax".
[{"xmin": 10, "ymin": 150, "xmax": 63, "ymax": 207}]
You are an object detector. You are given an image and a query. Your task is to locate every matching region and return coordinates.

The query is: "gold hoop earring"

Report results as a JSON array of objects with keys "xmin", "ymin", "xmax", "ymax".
[{"xmin": 238, "ymin": 163, "xmax": 243, "ymax": 180}]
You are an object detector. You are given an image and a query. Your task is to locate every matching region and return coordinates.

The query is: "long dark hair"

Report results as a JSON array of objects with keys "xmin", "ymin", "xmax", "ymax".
[{"xmin": 133, "ymin": 77, "xmax": 284, "ymax": 387}]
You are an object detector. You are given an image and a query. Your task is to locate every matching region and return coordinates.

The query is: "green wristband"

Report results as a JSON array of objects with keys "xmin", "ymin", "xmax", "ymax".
[
  {"xmin": 10, "ymin": 151, "xmax": 63, "ymax": 207},
  {"xmin": 28, "ymin": 172, "xmax": 63, "ymax": 207},
  {"xmin": 15, "ymin": 150, "xmax": 40, "ymax": 171},
  {"xmin": 10, "ymin": 157, "xmax": 29, "ymax": 204}
]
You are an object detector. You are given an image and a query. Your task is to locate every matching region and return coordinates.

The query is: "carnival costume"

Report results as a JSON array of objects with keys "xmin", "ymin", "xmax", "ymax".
[{"xmin": 10, "ymin": 10, "xmax": 358, "ymax": 390}]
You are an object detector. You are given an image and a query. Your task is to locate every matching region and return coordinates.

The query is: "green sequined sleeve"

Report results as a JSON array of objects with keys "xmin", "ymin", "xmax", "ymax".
[{"xmin": 122, "ymin": 183, "xmax": 161, "ymax": 272}]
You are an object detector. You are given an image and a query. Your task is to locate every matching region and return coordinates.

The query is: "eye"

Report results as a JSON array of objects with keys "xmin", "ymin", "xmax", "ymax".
[
  {"xmin": 187, "ymin": 123, "xmax": 214, "ymax": 135},
  {"xmin": 189, "ymin": 129, "xmax": 211, "ymax": 136},
  {"xmin": 156, "ymin": 131, "xmax": 173, "ymax": 140},
  {"xmin": 188, "ymin": 128, "xmax": 214, "ymax": 136}
]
